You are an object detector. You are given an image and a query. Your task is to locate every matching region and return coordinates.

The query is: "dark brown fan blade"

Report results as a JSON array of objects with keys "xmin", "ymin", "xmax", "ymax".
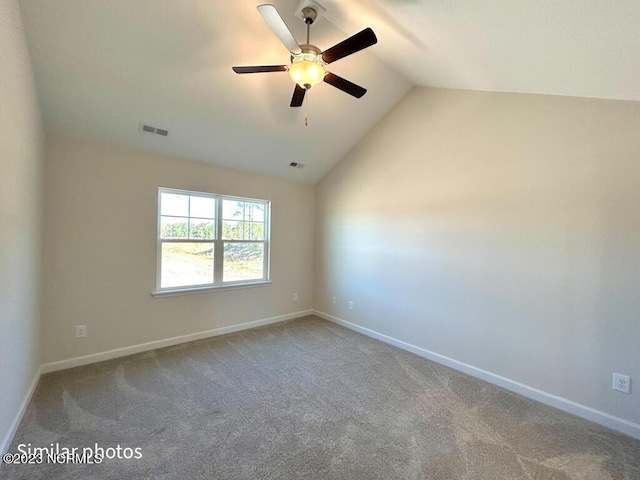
[
  {"xmin": 290, "ymin": 84, "xmax": 306, "ymax": 107},
  {"xmin": 324, "ymin": 72, "xmax": 367, "ymax": 98},
  {"xmin": 321, "ymin": 28, "xmax": 377, "ymax": 64},
  {"xmin": 232, "ymin": 65, "xmax": 288, "ymax": 74}
]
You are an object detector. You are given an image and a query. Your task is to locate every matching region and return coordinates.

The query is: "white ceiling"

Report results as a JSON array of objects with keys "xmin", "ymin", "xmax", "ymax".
[
  {"xmin": 19, "ymin": 1, "xmax": 640, "ymax": 184},
  {"xmin": 324, "ymin": 0, "xmax": 640, "ymax": 100}
]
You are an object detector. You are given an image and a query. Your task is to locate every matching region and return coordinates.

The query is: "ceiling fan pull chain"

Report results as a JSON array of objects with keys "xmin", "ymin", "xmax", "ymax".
[{"xmin": 304, "ymin": 93, "xmax": 308, "ymax": 126}]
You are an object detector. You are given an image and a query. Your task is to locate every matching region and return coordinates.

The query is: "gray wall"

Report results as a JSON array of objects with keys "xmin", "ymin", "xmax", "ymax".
[
  {"xmin": 42, "ymin": 138, "xmax": 315, "ymax": 363},
  {"xmin": 0, "ymin": 0, "xmax": 44, "ymax": 453},
  {"xmin": 315, "ymin": 87, "xmax": 640, "ymax": 425}
]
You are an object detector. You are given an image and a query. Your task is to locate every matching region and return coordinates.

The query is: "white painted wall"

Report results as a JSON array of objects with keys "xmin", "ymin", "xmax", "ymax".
[
  {"xmin": 42, "ymin": 138, "xmax": 314, "ymax": 363},
  {"xmin": 0, "ymin": 0, "xmax": 44, "ymax": 453},
  {"xmin": 315, "ymin": 87, "xmax": 640, "ymax": 426}
]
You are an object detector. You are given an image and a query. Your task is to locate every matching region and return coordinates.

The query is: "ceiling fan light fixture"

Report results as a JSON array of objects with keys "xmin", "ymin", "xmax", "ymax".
[{"xmin": 289, "ymin": 58, "xmax": 325, "ymax": 89}]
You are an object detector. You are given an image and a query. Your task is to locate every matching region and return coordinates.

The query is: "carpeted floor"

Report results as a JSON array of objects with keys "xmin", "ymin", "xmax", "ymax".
[{"xmin": 2, "ymin": 315, "xmax": 639, "ymax": 479}]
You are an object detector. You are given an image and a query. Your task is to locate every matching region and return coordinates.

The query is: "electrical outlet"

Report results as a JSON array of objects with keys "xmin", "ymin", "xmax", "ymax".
[
  {"xmin": 612, "ymin": 373, "xmax": 631, "ymax": 394},
  {"xmin": 293, "ymin": 293, "xmax": 298, "ymax": 301},
  {"xmin": 75, "ymin": 325, "xmax": 87, "ymax": 338},
  {"xmin": 348, "ymin": 300, "xmax": 354, "ymax": 310},
  {"xmin": 332, "ymin": 296, "xmax": 337, "ymax": 305}
]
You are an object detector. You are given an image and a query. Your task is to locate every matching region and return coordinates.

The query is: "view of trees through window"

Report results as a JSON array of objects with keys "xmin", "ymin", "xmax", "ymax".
[{"xmin": 159, "ymin": 191, "xmax": 268, "ymax": 288}]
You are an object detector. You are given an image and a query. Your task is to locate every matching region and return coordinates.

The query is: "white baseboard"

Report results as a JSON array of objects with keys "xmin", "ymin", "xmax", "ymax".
[
  {"xmin": 41, "ymin": 309, "xmax": 314, "ymax": 374},
  {"xmin": 1, "ymin": 365, "xmax": 42, "ymax": 456},
  {"xmin": 315, "ymin": 310, "xmax": 640, "ymax": 441}
]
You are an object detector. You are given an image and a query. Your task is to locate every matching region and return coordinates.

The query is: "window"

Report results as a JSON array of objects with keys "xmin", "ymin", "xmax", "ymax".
[{"xmin": 157, "ymin": 188, "xmax": 270, "ymax": 293}]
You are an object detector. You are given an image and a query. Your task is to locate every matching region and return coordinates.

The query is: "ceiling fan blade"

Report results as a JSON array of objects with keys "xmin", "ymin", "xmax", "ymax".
[
  {"xmin": 232, "ymin": 65, "xmax": 288, "ymax": 74},
  {"xmin": 321, "ymin": 28, "xmax": 377, "ymax": 64},
  {"xmin": 257, "ymin": 4, "xmax": 302, "ymax": 55},
  {"xmin": 290, "ymin": 84, "xmax": 306, "ymax": 107},
  {"xmin": 324, "ymin": 72, "xmax": 367, "ymax": 98}
]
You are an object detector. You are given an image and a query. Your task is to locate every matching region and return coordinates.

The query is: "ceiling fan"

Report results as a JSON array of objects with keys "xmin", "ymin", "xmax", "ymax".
[{"xmin": 232, "ymin": 2, "xmax": 377, "ymax": 107}]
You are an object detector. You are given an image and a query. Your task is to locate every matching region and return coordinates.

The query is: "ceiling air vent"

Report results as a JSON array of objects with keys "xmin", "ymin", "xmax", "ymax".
[{"xmin": 139, "ymin": 122, "xmax": 169, "ymax": 137}]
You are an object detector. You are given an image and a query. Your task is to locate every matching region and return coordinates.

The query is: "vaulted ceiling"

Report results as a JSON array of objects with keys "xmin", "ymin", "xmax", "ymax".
[{"xmin": 19, "ymin": 0, "xmax": 640, "ymax": 183}]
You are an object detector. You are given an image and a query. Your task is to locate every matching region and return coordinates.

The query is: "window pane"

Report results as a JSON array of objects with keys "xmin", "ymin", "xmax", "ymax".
[
  {"xmin": 222, "ymin": 199, "xmax": 265, "ymax": 222},
  {"xmin": 161, "ymin": 193, "xmax": 189, "ymax": 217},
  {"xmin": 190, "ymin": 196, "xmax": 215, "ymax": 219},
  {"xmin": 222, "ymin": 220, "xmax": 264, "ymax": 240},
  {"xmin": 223, "ymin": 243, "xmax": 264, "ymax": 282},
  {"xmin": 245, "ymin": 202, "xmax": 265, "ymax": 222},
  {"xmin": 223, "ymin": 200, "xmax": 243, "ymax": 220},
  {"xmin": 247, "ymin": 222, "xmax": 264, "ymax": 240},
  {"xmin": 189, "ymin": 218, "xmax": 215, "ymax": 239},
  {"xmin": 161, "ymin": 216, "xmax": 188, "ymax": 239},
  {"xmin": 161, "ymin": 242, "xmax": 214, "ymax": 288},
  {"xmin": 222, "ymin": 220, "xmax": 243, "ymax": 240}
]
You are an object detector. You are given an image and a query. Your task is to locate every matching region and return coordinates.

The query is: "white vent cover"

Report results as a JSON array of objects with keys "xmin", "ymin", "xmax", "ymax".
[{"xmin": 139, "ymin": 122, "xmax": 169, "ymax": 137}]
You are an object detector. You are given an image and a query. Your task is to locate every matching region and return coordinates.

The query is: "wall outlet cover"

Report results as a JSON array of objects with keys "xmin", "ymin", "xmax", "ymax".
[{"xmin": 612, "ymin": 373, "xmax": 631, "ymax": 394}]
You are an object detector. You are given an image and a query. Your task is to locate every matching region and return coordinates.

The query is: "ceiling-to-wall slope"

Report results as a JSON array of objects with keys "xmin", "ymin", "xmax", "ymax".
[
  {"xmin": 323, "ymin": 0, "xmax": 640, "ymax": 101},
  {"xmin": 18, "ymin": 1, "xmax": 640, "ymax": 183},
  {"xmin": 315, "ymin": 87, "xmax": 640, "ymax": 431},
  {"xmin": 18, "ymin": 0, "xmax": 411, "ymax": 183}
]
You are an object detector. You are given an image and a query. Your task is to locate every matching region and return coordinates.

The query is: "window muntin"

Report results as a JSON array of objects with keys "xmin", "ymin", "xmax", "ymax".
[{"xmin": 158, "ymin": 189, "xmax": 269, "ymax": 291}]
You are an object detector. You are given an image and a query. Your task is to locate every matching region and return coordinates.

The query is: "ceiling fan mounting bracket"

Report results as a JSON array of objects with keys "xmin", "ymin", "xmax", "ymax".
[
  {"xmin": 295, "ymin": 0, "xmax": 326, "ymax": 25},
  {"xmin": 301, "ymin": 7, "xmax": 317, "ymax": 25}
]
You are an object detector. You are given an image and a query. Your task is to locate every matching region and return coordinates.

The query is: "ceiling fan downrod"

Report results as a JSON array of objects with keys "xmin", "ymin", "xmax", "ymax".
[{"xmin": 302, "ymin": 7, "xmax": 316, "ymax": 43}]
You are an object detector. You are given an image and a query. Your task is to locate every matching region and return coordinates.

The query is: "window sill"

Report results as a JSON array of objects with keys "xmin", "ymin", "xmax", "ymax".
[{"xmin": 151, "ymin": 281, "xmax": 272, "ymax": 298}]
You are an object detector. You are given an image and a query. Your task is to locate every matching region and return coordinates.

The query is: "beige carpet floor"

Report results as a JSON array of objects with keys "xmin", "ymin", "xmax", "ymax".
[{"xmin": 2, "ymin": 315, "xmax": 639, "ymax": 479}]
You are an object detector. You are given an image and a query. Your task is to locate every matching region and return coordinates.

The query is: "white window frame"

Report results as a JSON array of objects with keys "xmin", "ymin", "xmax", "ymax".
[{"xmin": 153, "ymin": 187, "xmax": 271, "ymax": 297}]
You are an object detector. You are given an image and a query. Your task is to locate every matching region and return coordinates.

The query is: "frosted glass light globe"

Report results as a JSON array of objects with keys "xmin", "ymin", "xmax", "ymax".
[{"xmin": 289, "ymin": 59, "xmax": 325, "ymax": 89}]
